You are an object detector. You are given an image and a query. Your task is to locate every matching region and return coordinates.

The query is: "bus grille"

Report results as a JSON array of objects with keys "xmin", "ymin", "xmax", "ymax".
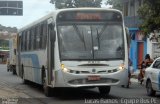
[
  {"xmin": 68, "ymin": 78, "xmax": 119, "ymax": 85},
  {"xmin": 68, "ymin": 70, "xmax": 110, "ymax": 74}
]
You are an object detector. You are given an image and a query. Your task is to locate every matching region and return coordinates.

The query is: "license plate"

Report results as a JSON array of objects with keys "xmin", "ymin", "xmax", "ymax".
[{"xmin": 88, "ymin": 76, "xmax": 100, "ymax": 81}]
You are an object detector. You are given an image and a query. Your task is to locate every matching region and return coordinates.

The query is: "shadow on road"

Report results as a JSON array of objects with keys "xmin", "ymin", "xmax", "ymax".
[
  {"xmin": 50, "ymin": 88, "xmax": 120, "ymax": 100},
  {"xmin": 25, "ymin": 81, "xmax": 120, "ymax": 100}
]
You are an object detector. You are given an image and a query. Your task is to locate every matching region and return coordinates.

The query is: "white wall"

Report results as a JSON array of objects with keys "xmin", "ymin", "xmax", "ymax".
[
  {"xmin": 147, "ymin": 36, "xmax": 153, "ymax": 58},
  {"xmin": 127, "ymin": 0, "xmax": 142, "ymax": 16},
  {"xmin": 147, "ymin": 32, "xmax": 160, "ymax": 59}
]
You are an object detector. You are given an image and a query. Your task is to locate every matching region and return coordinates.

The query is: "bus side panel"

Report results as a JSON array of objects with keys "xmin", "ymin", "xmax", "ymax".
[{"xmin": 21, "ymin": 51, "xmax": 46, "ymax": 84}]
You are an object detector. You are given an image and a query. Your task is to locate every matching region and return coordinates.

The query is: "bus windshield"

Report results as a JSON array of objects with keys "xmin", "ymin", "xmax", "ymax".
[{"xmin": 57, "ymin": 23, "xmax": 124, "ymax": 60}]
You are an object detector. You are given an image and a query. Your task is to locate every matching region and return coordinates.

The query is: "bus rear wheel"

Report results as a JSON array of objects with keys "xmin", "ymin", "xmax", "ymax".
[
  {"xmin": 42, "ymin": 72, "xmax": 52, "ymax": 97},
  {"xmin": 12, "ymin": 65, "xmax": 17, "ymax": 75},
  {"xmin": 22, "ymin": 69, "xmax": 27, "ymax": 84},
  {"xmin": 98, "ymin": 86, "xmax": 111, "ymax": 96}
]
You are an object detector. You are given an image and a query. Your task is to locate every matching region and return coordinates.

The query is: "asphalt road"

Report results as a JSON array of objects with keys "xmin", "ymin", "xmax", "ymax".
[{"xmin": 0, "ymin": 64, "xmax": 159, "ymax": 104}]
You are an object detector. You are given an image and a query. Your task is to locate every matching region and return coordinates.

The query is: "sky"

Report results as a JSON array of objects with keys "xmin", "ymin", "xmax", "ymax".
[
  {"xmin": 0, "ymin": 0, "xmax": 110, "ymax": 29},
  {"xmin": 0, "ymin": 0, "xmax": 55, "ymax": 29}
]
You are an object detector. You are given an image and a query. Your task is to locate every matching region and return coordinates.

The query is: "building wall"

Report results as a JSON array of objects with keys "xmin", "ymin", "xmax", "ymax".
[
  {"xmin": 123, "ymin": 0, "xmax": 143, "ymax": 28},
  {"xmin": 147, "ymin": 37, "xmax": 153, "ymax": 58},
  {"xmin": 147, "ymin": 32, "xmax": 160, "ymax": 60},
  {"xmin": 123, "ymin": 0, "xmax": 143, "ymax": 17},
  {"xmin": 123, "ymin": 0, "xmax": 145, "ymax": 71},
  {"xmin": 0, "ymin": 51, "xmax": 9, "ymax": 64},
  {"xmin": 129, "ymin": 28, "xmax": 147, "ymax": 71}
]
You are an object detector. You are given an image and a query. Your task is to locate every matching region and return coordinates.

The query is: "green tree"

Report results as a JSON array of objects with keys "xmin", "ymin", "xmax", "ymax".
[
  {"xmin": 138, "ymin": 0, "xmax": 160, "ymax": 34},
  {"xmin": 105, "ymin": 0, "xmax": 122, "ymax": 11},
  {"xmin": 50, "ymin": 0, "xmax": 102, "ymax": 9}
]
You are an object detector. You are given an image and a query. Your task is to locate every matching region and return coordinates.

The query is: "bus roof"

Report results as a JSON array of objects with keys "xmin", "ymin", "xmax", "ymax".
[{"xmin": 18, "ymin": 8, "xmax": 122, "ymax": 33}]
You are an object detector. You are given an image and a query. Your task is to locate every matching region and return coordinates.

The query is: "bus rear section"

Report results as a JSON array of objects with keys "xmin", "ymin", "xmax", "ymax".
[{"xmin": 7, "ymin": 35, "xmax": 17, "ymax": 75}]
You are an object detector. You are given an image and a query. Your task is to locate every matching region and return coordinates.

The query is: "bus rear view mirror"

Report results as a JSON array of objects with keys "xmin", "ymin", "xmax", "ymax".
[{"xmin": 49, "ymin": 23, "xmax": 56, "ymax": 42}]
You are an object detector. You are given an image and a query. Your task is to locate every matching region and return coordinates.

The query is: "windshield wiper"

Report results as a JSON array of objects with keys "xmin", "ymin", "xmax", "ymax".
[
  {"xmin": 73, "ymin": 25, "xmax": 86, "ymax": 50},
  {"xmin": 81, "ymin": 30, "xmax": 86, "ymax": 50},
  {"xmin": 96, "ymin": 28, "xmax": 100, "ymax": 49},
  {"xmin": 96, "ymin": 24, "xmax": 108, "ymax": 40}
]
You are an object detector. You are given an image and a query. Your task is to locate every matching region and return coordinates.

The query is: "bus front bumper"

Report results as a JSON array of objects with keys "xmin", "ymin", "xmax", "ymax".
[{"xmin": 54, "ymin": 69, "xmax": 128, "ymax": 87}]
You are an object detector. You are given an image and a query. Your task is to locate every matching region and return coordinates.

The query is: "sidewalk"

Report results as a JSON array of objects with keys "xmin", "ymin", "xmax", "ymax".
[
  {"xmin": 130, "ymin": 69, "xmax": 141, "ymax": 83},
  {"xmin": 131, "ymin": 69, "xmax": 139, "ymax": 79}
]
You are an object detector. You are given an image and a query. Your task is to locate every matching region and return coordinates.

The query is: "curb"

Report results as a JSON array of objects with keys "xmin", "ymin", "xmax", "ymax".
[{"xmin": 130, "ymin": 78, "xmax": 138, "ymax": 83}]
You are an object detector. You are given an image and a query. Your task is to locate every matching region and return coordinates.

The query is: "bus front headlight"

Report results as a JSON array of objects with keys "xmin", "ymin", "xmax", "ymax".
[
  {"xmin": 61, "ymin": 64, "xmax": 70, "ymax": 73},
  {"xmin": 63, "ymin": 67, "xmax": 70, "ymax": 73},
  {"xmin": 118, "ymin": 64, "xmax": 125, "ymax": 71}
]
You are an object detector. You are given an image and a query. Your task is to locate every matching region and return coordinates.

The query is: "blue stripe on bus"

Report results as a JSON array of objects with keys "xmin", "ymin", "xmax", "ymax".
[
  {"xmin": 21, "ymin": 54, "xmax": 41, "ymax": 84},
  {"xmin": 159, "ymin": 72, "xmax": 160, "ymax": 90}
]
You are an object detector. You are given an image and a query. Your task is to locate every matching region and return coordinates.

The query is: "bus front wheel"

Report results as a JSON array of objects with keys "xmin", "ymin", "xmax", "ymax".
[
  {"xmin": 98, "ymin": 86, "xmax": 111, "ymax": 96},
  {"xmin": 42, "ymin": 72, "xmax": 52, "ymax": 97}
]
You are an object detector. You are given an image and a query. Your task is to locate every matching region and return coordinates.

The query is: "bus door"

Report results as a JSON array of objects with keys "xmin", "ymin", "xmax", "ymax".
[{"xmin": 47, "ymin": 19, "xmax": 56, "ymax": 85}]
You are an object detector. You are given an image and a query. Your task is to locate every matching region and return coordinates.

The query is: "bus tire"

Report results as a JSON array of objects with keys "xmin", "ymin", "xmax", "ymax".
[
  {"xmin": 7, "ymin": 67, "xmax": 10, "ymax": 72},
  {"xmin": 42, "ymin": 70, "xmax": 52, "ymax": 97},
  {"xmin": 12, "ymin": 65, "xmax": 17, "ymax": 75},
  {"xmin": 22, "ymin": 66, "xmax": 27, "ymax": 84},
  {"xmin": 146, "ymin": 80, "xmax": 156, "ymax": 96},
  {"xmin": 98, "ymin": 86, "xmax": 111, "ymax": 96},
  {"xmin": 7, "ymin": 65, "xmax": 10, "ymax": 72}
]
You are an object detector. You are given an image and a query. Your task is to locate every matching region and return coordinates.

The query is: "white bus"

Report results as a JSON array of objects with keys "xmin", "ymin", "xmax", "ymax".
[{"xmin": 17, "ymin": 8, "xmax": 130, "ymax": 96}]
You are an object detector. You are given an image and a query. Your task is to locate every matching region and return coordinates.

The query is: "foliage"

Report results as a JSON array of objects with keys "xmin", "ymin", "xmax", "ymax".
[
  {"xmin": 0, "ymin": 39, "xmax": 9, "ymax": 49},
  {"xmin": 105, "ymin": 0, "xmax": 122, "ymax": 11},
  {"xmin": 50, "ymin": 0, "xmax": 102, "ymax": 9},
  {"xmin": 137, "ymin": 0, "xmax": 160, "ymax": 34},
  {"xmin": 0, "ymin": 24, "xmax": 17, "ymax": 33}
]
